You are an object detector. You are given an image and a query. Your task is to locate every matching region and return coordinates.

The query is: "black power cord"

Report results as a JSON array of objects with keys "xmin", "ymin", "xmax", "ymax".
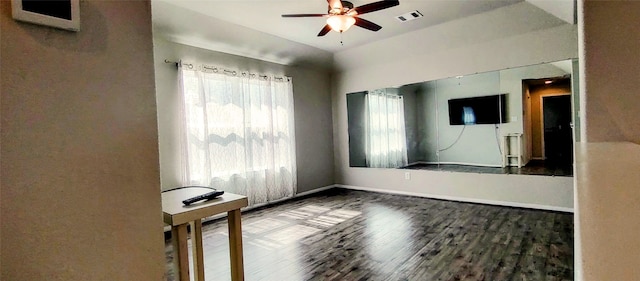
[{"xmin": 438, "ymin": 125, "xmax": 466, "ymax": 152}]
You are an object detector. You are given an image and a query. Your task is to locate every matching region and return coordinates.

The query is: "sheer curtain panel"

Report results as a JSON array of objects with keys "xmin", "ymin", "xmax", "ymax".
[
  {"xmin": 178, "ymin": 65, "xmax": 297, "ymax": 206},
  {"xmin": 365, "ymin": 89, "xmax": 408, "ymax": 168}
]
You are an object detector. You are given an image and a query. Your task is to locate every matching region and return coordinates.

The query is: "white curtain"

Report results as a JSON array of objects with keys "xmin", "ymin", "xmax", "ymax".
[
  {"xmin": 178, "ymin": 65, "xmax": 297, "ymax": 206},
  {"xmin": 365, "ymin": 89, "xmax": 408, "ymax": 168}
]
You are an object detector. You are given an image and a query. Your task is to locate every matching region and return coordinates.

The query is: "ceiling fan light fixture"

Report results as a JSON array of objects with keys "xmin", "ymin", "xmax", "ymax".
[{"xmin": 327, "ymin": 15, "xmax": 356, "ymax": 32}]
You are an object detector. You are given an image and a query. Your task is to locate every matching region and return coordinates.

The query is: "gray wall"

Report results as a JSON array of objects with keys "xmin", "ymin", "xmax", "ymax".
[
  {"xmin": 418, "ymin": 81, "xmax": 438, "ymax": 162},
  {"xmin": 400, "ymin": 85, "xmax": 420, "ymax": 164},
  {"xmin": 332, "ymin": 3, "xmax": 578, "ymax": 210},
  {"xmin": 1, "ymin": 1, "xmax": 165, "ymax": 280},
  {"xmin": 153, "ymin": 37, "xmax": 335, "ymax": 194}
]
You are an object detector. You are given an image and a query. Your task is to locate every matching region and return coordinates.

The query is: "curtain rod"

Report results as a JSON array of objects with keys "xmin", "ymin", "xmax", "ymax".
[
  {"xmin": 164, "ymin": 59, "xmax": 291, "ymax": 81},
  {"xmin": 164, "ymin": 59, "xmax": 194, "ymax": 69}
]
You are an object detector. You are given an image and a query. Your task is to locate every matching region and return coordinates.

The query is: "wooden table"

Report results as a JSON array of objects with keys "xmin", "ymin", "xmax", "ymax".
[{"xmin": 162, "ymin": 187, "xmax": 248, "ymax": 281}]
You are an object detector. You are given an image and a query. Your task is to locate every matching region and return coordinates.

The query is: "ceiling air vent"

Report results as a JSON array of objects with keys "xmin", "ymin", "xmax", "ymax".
[{"xmin": 396, "ymin": 10, "xmax": 423, "ymax": 22}]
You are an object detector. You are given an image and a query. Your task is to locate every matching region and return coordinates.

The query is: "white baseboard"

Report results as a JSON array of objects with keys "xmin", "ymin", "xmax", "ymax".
[
  {"xmin": 336, "ymin": 184, "xmax": 574, "ymax": 213},
  {"xmin": 164, "ymin": 184, "xmax": 337, "ymax": 232},
  {"xmin": 295, "ymin": 185, "xmax": 336, "ymax": 197},
  {"xmin": 408, "ymin": 161, "xmax": 502, "ymax": 168},
  {"xmin": 245, "ymin": 185, "xmax": 334, "ymax": 210},
  {"xmin": 164, "ymin": 183, "xmax": 572, "ymax": 233}
]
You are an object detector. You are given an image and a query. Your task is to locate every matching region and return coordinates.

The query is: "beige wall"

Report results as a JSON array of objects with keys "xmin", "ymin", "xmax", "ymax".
[
  {"xmin": 1, "ymin": 1, "xmax": 165, "ymax": 280},
  {"xmin": 575, "ymin": 0, "xmax": 640, "ymax": 280},
  {"xmin": 581, "ymin": 0, "xmax": 640, "ymax": 143},
  {"xmin": 153, "ymin": 38, "xmax": 335, "ymax": 194}
]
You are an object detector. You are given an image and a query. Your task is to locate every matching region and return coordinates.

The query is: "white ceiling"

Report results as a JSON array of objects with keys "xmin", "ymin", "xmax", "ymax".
[{"xmin": 151, "ymin": 0, "xmax": 574, "ymax": 69}]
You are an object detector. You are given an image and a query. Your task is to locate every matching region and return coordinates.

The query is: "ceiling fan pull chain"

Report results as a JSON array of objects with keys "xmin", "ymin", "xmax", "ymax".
[{"xmin": 340, "ymin": 31, "xmax": 344, "ymax": 46}]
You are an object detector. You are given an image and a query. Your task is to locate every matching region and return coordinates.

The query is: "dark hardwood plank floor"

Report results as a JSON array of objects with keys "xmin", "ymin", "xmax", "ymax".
[{"xmin": 165, "ymin": 188, "xmax": 573, "ymax": 281}]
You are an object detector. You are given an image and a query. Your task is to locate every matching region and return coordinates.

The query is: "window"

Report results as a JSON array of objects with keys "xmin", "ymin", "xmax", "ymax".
[
  {"xmin": 365, "ymin": 89, "xmax": 408, "ymax": 168},
  {"xmin": 179, "ymin": 66, "xmax": 297, "ymax": 206}
]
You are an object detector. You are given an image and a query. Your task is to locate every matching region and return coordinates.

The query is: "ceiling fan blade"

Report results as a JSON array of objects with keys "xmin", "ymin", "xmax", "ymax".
[
  {"xmin": 327, "ymin": 0, "xmax": 343, "ymax": 10},
  {"xmin": 354, "ymin": 0, "xmax": 399, "ymax": 15},
  {"xmin": 282, "ymin": 14, "xmax": 328, "ymax": 18},
  {"xmin": 354, "ymin": 17, "xmax": 382, "ymax": 31},
  {"xmin": 317, "ymin": 24, "xmax": 332, "ymax": 36}
]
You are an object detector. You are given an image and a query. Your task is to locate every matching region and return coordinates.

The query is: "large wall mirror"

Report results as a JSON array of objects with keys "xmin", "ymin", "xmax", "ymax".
[{"xmin": 347, "ymin": 59, "xmax": 579, "ymax": 170}]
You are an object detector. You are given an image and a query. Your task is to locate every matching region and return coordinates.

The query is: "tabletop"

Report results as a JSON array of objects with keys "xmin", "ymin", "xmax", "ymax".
[{"xmin": 162, "ymin": 187, "xmax": 248, "ymax": 226}]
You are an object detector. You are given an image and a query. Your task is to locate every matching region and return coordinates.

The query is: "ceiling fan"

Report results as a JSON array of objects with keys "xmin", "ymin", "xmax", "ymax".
[{"xmin": 282, "ymin": 0, "xmax": 400, "ymax": 36}]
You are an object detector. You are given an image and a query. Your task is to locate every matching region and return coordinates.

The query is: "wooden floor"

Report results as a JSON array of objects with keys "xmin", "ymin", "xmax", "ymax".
[
  {"xmin": 404, "ymin": 160, "xmax": 573, "ymax": 177},
  {"xmin": 165, "ymin": 188, "xmax": 574, "ymax": 281}
]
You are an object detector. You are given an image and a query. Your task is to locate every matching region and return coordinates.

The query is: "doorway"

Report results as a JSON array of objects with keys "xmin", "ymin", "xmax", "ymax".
[
  {"xmin": 542, "ymin": 95, "xmax": 573, "ymax": 165},
  {"xmin": 522, "ymin": 77, "xmax": 573, "ymax": 167}
]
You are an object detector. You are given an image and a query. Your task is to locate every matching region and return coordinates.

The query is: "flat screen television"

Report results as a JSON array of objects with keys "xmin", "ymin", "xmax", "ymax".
[{"xmin": 448, "ymin": 94, "xmax": 507, "ymax": 125}]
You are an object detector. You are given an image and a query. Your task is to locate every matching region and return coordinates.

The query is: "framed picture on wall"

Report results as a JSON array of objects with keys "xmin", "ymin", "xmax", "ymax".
[{"xmin": 11, "ymin": 0, "xmax": 80, "ymax": 31}]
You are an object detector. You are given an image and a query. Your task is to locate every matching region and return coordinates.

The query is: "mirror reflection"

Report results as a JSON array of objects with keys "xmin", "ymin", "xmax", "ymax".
[{"xmin": 347, "ymin": 60, "xmax": 577, "ymax": 172}]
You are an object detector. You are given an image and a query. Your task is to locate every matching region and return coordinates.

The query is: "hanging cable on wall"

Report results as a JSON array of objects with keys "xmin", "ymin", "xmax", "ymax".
[
  {"xmin": 495, "ymin": 94, "xmax": 504, "ymax": 156},
  {"xmin": 495, "ymin": 125, "xmax": 503, "ymax": 155},
  {"xmin": 438, "ymin": 125, "xmax": 467, "ymax": 152}
]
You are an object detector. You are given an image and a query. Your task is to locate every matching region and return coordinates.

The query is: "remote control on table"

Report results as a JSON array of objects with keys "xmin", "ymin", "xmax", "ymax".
[{"xmin": 182, "ymin": 190, "xmax": 225, "ymax": 206}]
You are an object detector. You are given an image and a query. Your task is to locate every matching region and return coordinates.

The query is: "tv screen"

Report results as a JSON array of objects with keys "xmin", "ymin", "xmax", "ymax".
[{"xmin": 448, "ymin": 94, "xmax": 507, "ymax": 125}]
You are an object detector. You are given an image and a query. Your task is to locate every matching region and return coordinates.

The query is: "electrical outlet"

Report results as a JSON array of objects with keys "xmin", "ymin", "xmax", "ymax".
[{"xmin": 405, "ymin": 172, "xmax": 411, "ymax": 180}]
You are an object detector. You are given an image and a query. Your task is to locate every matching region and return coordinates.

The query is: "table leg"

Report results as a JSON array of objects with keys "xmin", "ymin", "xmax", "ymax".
[
  {"xmin": 190, "ymin": 220, "xmax": 205, "ymax": 281},
  {"xmin": 171, "ymin": 224, "xmax": 190, "ymax": 281},
  {"xmin": 227, "ymin": 209, "xmax": 245, "ymax": 281}
]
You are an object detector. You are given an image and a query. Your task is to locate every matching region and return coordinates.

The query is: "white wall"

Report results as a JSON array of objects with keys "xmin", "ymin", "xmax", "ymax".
[
  {"xmin": 1, "ymin": 1, "xmax": 165, "ymax": 280},
  {"xmin": 332, "ymin": 6, "xmax": 578, "ymax": 209},
  {"xmin": 153, "ymin": 37, "xmax": 335, "ymax": 193},
  {"xmin": 432, "ymin": 72, "xmax": 502, "ymax": 166},
  {"xmin": 357, "ymin": 62, "xmax": 572, "ymax": 168},
  {"xmin": 333, "ymin": 2, "xmax": 572, "ymax": 72}
]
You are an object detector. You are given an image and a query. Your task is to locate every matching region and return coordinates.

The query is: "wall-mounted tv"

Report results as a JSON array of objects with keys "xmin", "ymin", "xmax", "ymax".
[{"xmin": 448, "ymin": 94, "xmax": 507, "ymax": 125}]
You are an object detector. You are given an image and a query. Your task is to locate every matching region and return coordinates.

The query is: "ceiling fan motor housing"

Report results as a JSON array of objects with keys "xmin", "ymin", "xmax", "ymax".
[
  {"xmin": 283, "ymin": 0, "xmax": 400, "ymax": 36},
  {"xmin": 330, "ymin": 1, "xmax": 354, "ymax": 14}
]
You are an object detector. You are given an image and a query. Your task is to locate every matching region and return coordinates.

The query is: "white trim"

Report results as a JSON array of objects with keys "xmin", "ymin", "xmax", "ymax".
[
  {"xmin": 436, "ymin": 161, "xmax": 502, "ymax": 168},
  {"xmin": 294, "ymin": 185, "xmax": 335, "ymax": 197},
  {"xmin": 163, "ymin": 184, "xmax": 337, "ymax": 232},
  {"xmin": 244, "ymin": 185, "xmax": 334, "ymax": 210},
  {"xmin": 407, "ymin": 161, "xmax": 502, "ymax": 168},
  {"xmin": 336, "ymin": 184, "xmax": 574, "ymax": 213},
  {"xmin": 524, "ymin": 85, "xmax": 532, "ymax": 164},
  {"xmin": 11, "ymin": 0, "xmax": 80, "ymax": 31},
  {"xmin": 164, "ymin": 183, "xmax": 573, "ymax": 233}
]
